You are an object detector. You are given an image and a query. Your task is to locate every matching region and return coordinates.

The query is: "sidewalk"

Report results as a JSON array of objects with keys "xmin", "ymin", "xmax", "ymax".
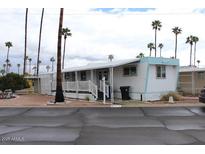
[{"xmin": 0, "ymin": 94, "xmax": 205, "ymax": 108}]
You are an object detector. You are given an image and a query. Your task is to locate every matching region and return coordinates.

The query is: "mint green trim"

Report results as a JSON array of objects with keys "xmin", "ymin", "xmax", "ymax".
[
  {"xmin": 176, "ymin": 65, "xmax": 180, "ymax": 90},
  {"xmin": 140, "ymin": 57, "xmax": 179, "ymax": 66},
  {"xmin": 144, "ymin": 63, "xmax": 150, "ymax": 93}
]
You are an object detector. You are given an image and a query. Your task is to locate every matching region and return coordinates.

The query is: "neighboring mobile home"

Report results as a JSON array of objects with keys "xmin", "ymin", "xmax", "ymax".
[
  {"xmin": 179, "ymin": 66, "xmax": 205, "ymax": 95},
  {"xmin": 37, "ymin": 57, "xmax": 179, "ymax": 101}
]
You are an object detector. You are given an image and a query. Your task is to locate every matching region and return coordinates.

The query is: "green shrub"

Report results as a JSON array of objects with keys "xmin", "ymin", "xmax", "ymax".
[
  {"xmin": 0, "ymin": 73, "xmax": 30, "ymax": 92},
  {"xmin": 85, "ymin": 96, "xmax": 90, "ymax": 101},
  {"xmin": 161, "ymin": 92, "xmax": 183, "ymax": 101}
]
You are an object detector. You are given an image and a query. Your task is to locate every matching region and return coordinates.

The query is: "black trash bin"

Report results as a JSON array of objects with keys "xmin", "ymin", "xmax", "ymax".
[{"xmin": 120, "ymin": 86, "xmax": 131, "ymax": 100}]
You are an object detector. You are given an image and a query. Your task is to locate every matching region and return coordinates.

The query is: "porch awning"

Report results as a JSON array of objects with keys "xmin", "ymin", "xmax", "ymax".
[{"xmin": 62, "ymin": 58, "xmax": 140, "ymax": 73}]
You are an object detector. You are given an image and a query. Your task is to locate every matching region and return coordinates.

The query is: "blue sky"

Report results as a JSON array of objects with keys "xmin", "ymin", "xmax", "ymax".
[{"xmin": 93, "ymin": 8, "xmax": 155, "ymax": 13}]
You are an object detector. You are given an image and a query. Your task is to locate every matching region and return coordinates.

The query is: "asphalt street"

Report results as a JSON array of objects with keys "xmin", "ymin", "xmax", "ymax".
[{"xmin": 0, "ymin": 107, "xmax": 205, "ymax": 145}]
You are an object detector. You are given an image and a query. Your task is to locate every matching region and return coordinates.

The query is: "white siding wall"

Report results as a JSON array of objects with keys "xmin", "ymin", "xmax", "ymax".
[
  {"xmin": 39, "ymin": 74, "xmax": 52, "ymax": 95},
  {"xmin": 145, "ymin": 65, "xmax": 178, "ymax": 100},
  {"xmin": 113, "ymin": 63, "xmax": 148, "ymax": 99}
]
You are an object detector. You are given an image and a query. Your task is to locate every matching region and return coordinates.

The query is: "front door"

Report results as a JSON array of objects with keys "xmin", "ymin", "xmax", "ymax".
[{"xmin": 96, "ymin": 69, "xmax": 109, "ymax": 87}]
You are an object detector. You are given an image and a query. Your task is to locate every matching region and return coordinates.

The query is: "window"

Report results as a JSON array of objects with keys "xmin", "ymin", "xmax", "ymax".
[
  {"xmin": 156, "ymin": 65, "xmax": 166, "ymax": 79},
  {"xmin": 123, "ymin": 66, "xmax": 137, "ymax": 76},
  {"xmin": 198, "ymin": 72, "xmax": 204, "ymax": 80},
  {"xmin": 103, "ymin": 71, "xmax": 108, "ymax": 80},
  {"xmin": 64, "ymin": 72, "xmax": 75, "ymax": 81},
  {"xmin": 64, "ymin": 72, "xmax": 70, "ymax": 81},
  {"xmin": 80, "ymin": 71, "xmax": 87, "ymax": 81}
]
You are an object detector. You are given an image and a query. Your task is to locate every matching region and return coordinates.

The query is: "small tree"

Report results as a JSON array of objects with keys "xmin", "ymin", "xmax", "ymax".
[{"xmin": 0, "ymin": 73, "xmax": 29, "ymax": 92}]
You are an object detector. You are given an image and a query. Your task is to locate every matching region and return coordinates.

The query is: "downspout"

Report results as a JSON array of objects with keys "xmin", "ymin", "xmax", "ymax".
[{"xmin": 144, "ymin": 62, "xmax": 150, "ymax": 101}]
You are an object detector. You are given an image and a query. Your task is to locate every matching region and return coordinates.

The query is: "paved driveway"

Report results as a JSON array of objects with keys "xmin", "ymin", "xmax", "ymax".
[{"xmin": 0, "ymin": 107, "xmax": 205, "ymax": 145}]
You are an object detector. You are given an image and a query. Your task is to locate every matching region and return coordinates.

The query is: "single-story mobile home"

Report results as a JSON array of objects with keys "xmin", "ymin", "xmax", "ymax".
[
  {"xmin": 37, "ymin": 57, "xmax": 179, "ymax": 101},
  {"xmin": 179, "ymin": 66, "xmax": 205, "ymax": 95}
]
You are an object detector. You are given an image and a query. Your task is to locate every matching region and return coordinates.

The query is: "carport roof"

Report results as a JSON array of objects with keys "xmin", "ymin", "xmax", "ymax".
[{"xmin": 180, "ymin": 66, "xmax": 205, "ymax": 72}]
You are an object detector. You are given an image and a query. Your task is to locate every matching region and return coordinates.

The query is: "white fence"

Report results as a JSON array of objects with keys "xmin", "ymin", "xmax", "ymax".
[{"xmin": 47, "ymin": 80, "xmax": 98, "ymax": 99}]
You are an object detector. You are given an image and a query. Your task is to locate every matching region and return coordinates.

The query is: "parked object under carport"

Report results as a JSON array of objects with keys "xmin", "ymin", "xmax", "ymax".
[
  {"xmin": 199, "ymin": 87, "xmax": 205, "ymax": 103},
  {"xmin": 120, "ymin": 86, "xmax": 131, "ymax": 100}
]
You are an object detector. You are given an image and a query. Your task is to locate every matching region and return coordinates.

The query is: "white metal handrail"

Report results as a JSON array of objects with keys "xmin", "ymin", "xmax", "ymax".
[
  {"xmin": 99, "ymin": 80, "xmax": 109, "ymax": 97},
  {"xmin": 89, "ymin": 80, "xmax": 98, "ymax": 99}
]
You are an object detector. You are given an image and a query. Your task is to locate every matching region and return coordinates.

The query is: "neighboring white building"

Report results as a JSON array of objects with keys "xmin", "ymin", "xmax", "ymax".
[
  {"xmin": 37, "ymin": 57, "xmax": 179, "ymax": 101},
  {"xmin": 179, "ymin": 66, "xmax": 205, "ymax": 95}
]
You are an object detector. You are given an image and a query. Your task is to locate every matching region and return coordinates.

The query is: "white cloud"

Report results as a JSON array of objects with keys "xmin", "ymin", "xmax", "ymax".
[{"xmin": 0, "ymin": 8, "xmax": 205, "ymax": 74}]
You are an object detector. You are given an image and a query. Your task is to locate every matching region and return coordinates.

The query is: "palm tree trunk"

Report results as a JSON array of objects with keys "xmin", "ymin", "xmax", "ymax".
[
  {"xmin": 37, "ymin": 8, "xmax": 44, "ymax": 76},
  {"xmin": 155, "ymin": 29, "xmax": 157, "ymax": 57},
  {"xmin": 62, "ymin": 37, "xmax": 67, "ymax": 69},
  {"xmin": 190, "ymin": 44, "xmax": 193, "ymax": 66},
  {"xmin": 52, "ymin": 61, "xmax": 54, "ymax": 72},
  {"xmin": 18, "ymin": 67, "xmax": 20, "ymax": 75},
  {"xmin": 55, "ymin": 8, "xmax": 64, "ymax": 103},
  {"xmin": 29, "ymin": 62, "xmax": 31, "ymax": 74},
  {"xmin": 194, "ymin": 43, "xmax": 197, "ymax": 66},
  {"xmin": 149, "ymin": 48, "xmax": 151, "ymax": 56},
  {"xmin": 6, "ymin": 48, "xmax": 9, "ymax": 74},
  {"xmin": 175, "ymin": 34, "xmax": 177, "ymax": 59},
  {"xmin": 23, "ymin": 8, "xmax": 28, "ymax": 75}
]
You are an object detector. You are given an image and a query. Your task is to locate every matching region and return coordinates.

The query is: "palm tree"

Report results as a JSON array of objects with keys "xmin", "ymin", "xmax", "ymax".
[
  {"xmin": 172, "ymin": 27, "xmax": 182, "ymax": 59},
  {"xmin": 193, "ymin": 36, "xmax": 199, "ymax": 66},
  {"xmin": 38, "ymin": 60, "xmax": 42, "ymax": 73},
  {"xmin": 7, "ymin": 63, "xmax": 11, "ymax": 73},
  {"xmin": 28, "ymin": 58, "xmax": 32, "ymax": 74},
  {"xmin": 55, "ymin": 8, "xmax": 64, "ymax": 103},
  {"xmin": 36, "ymin": 8, "xmax": 44, "ymax": 76},
  {"xmin": 5, "ymin": 41, "xmax": 13, "ymax": 74},
  {"xmin": 46, "ymin": 65, "xmax": 50, "ymax": 72},
  {"xmin": 186, "ymin": 35, "xmax": 194, "ymax": 66},
  {"xmin": 147, "ymin": 43, "xmax": 155, "ymax": 56},
  {"xmin": 197, "ymin": 60, "xmax": 200, "ymax": 67},
  {"xmin": 17, "ymin": 64, "xmax": 20, "ymax": 74},
  {"xmin": 158, "ymin": 43, "xmax": 163, "ymax": 57},
  {"xmin": 108, "ymin": 54, "xmax": 114, "ymax": 61},
  {"xmin": 32, "ymin": 66, "xmax": 37, "ymax": 75},
  {"xmin": 50, "ymin": 57, "xmax": 55, "ymax": 72},
  {"xmin": 3, "ymin": 64, "xmax": 6, "ymax": 72},
  {"xmin": 62, "ymin": 28, "xmax": 72, "ymax": 69},
  {"xmin": 152, "ymin": 20, "xmax": 162, "ymax": 57},
  {"xmin": 23, "ymin": 8, "xmax": 28, "ymax": 75},
  {"xmin": 136, "ymin": 53, "xmax": 145, "ymax": 58},
  {"xmin": 25, "ymin": 56, "xmax": 29, "ymax": 74}
]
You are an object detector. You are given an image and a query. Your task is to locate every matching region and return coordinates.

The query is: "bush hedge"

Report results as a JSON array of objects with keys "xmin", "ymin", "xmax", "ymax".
[
  {"xmin": 0, "ymin": 73, "xmax": 30, "ymax": 92},
  {"xmin": 161, "ymin": 92, "xmax": 183, "ymax": 101}
]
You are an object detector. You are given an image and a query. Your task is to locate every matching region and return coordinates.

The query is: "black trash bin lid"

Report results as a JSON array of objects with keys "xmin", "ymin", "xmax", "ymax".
[{"xmin": 120, "ymin": 86, "xmax": 130, "ymax": 89}]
